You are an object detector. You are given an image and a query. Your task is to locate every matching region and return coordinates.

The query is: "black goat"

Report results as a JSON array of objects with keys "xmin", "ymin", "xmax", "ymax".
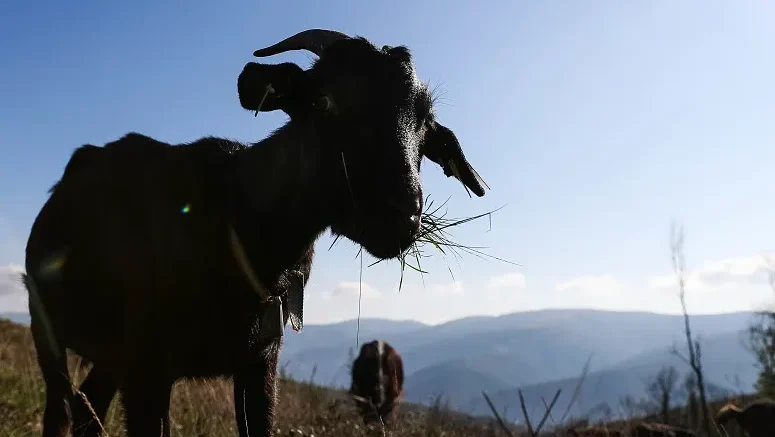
[{"xmin": 24, "ymin": 29, "xmax": 487, "ymax": 437}]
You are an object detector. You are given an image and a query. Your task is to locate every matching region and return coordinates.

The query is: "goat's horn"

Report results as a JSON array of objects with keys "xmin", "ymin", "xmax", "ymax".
[{"xmin": 253, "ymin": 29, "xmax": 350, "ymax": 58}]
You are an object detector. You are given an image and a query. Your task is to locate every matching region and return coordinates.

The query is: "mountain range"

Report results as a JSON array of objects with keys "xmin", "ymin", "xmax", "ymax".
[{"xmin": 2, "ymin": 308, "xmax": 760, "ymax": 422}]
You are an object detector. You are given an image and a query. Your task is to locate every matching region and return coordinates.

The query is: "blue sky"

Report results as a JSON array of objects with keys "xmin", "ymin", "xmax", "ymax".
[{"xmin": 1, "ymin": 1, "xmax": 775, "ymax": 324}]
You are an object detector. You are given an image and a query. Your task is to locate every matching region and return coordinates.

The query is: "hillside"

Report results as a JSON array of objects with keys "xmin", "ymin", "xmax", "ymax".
[
  {"xmin": 4, "ymin": 308, "xmax": 760, "ymax": 423},
  {"xmin": 463, "ymin": 329, "xmax": 757, "ymax": 423},
  {"xmin": 403, "ymin": 360, "xmax": 510, "ymax": 408},
  {"xmin": 2, "ymin": 316, "xmax": 760, "ymax": 437},
  {"xmin": 0, "ymin": 317, "xmax": 518, "ymax": 437}
]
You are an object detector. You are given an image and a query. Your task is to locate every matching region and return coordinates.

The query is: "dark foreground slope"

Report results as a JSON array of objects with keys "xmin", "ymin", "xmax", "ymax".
[
  {"xmin": 0, "ymin": 318, "xmax": 510, "ymax": 437},
  {"xmin": 1, "ymin": 317, "xmax": 761, "ymax": 437}
]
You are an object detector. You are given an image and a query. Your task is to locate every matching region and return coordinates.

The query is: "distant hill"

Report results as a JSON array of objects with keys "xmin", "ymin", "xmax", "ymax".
[
  {"xmin": 403, "ymin": 360, "xmax": 509, "ymax": 410},
  {"xmin": 279, "ymin": 309, "xmax": 755, "ymax": 385},
  {"xmin": 277, "ymin": 309, "xmax": 758, "ymax": 420},
  {"xmin": 397, "ymin": 325, "xmax": 613, "ymax": 389},
  {"xmin": 280, "ymin": 317, "xmax": 428, "ymax": 358},
  {"xmin": 0, "ymin": 312, "xmax": 30, "ymax": 326},
  {"xmin": 463, "ymin": 329, "xmax": 757, "ymax": 423}
]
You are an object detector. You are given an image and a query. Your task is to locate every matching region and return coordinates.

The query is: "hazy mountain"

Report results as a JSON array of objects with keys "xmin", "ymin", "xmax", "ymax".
[
  {"xmin": 279, "ymin": 318, "xmax": 429, "ymax": 388},
  {"xmin": 0, "ymin": 312, "xmax": 30, "ymax": 326},
  {"xmin": 279, "ymin": 309, "xmax": 756, "ymax": 390},
  {"xmin": 403, "ymin": 360, "xmax": 509, "ymax": 409},
  {"xmin": 462, "ymin": 329, "xmax": 758, "ymax": 423},
  {"xmin": 398, "ymin": 326, "xmax": 608, "ymax": 387},
  {"xmin": 280, "ymin": 318, "xmax": 427, "ymax": 357}
]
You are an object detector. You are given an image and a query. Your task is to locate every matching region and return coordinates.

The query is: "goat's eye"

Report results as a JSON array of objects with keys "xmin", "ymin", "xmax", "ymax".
[
  {"xmin": 314, "ymin": 95, "xmax": 332, "ymax": 111},
  {"xmin": 420, "ymin": 116, "xmax": 435, "ymax": 134},
  {"xmin": 415, "ymin": 95, "xmax": 433, "ymax": 129}
]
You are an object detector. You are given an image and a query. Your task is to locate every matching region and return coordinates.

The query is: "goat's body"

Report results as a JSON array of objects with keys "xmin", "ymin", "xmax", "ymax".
[
  {"xmin": 34, "ymin": 135, "xmax": 229, "ymax": 369},
  {"xmin": 350, "ymin": 340, "xmax": 404, "ymax": 424},
  {"xmin": 27, "ymin": 132, "xmax": 317, "ymax": 436}
]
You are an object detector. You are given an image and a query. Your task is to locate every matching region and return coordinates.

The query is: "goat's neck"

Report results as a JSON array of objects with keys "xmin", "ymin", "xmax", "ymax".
[{"xmin": 230, "ymin": 124, "xmax": 327, "ymax": 285}]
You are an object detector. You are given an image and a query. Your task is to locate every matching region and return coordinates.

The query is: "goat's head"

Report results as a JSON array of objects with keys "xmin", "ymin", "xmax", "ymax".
[{"xmin": 237, "ymin": 29, "xmax": 487, "ymax": 260}]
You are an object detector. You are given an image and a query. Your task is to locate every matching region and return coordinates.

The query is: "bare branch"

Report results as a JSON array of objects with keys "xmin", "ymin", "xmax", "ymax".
[
  {"xmin": 560, "ymin": 353, "xmax": 593, "ymax": 423},
  {"xmin": 534, "ymin": 390, "xmax": 562, "ymax": 435},
  {"xmin": 481, "ymin": 391, "xmax": 515, "ymax": 437},
  {"xmin": 669, "ymin": 344, "xmax": 691, "ymax": 366},
  {"xmin": 518, "ymin": 389, "xmax": 534, "ymax": 436},
  {"xmin": 669, "ymin": 221, "xmax": 711, "ymax": 434},
  {"xmin": 540, "ymin": 396, "xmax": 557, "ymax": 427}
]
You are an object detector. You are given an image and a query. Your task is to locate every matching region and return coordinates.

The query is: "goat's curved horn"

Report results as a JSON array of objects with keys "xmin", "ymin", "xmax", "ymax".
[{"xmin": 253, "ymin": 29, "xmax": 350, "ymax": 58}]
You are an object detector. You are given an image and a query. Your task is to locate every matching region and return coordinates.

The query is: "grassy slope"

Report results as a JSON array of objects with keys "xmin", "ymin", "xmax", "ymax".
[
  {"xmin": 0, "ymin": 318, "xmax": 760, "ymax": 437},
  {"xmin": 0, "ymin": 318, "xmax": 512, "ymax": 437}
]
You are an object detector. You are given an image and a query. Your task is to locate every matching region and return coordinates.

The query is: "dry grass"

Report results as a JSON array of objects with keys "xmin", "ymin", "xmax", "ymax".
[
  {"xmin": 2, "ymin": 317, "xmax": 760, "ymax": 437},
  {"xmin": 341, "ymin": 195, "xmax": 515, "ymax": 344},
  {"xmin": 360, "ymin": 195, "xmax": 516, "ymax": 292},
  {"xmin": 0, "ymin": 318, "xmax": 519, "ymax": 437}
]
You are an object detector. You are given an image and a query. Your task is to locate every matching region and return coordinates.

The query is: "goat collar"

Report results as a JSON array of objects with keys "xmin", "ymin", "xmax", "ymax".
[
  {"xmin": 228, "ymin": 225, "xmax": 286, "ymax": 340},
  {"xmin": 229, "ymin": 225, "xmax": 272, "ymax": 301}
]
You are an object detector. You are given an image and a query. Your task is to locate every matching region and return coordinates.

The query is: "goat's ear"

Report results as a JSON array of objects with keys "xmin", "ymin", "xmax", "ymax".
[
  {"xmin": 422, "ymin": 122, "xmax": 489, "ymax": 197},
  {"xmin": 237, "ymin": 62, "xmax": 305, "ymax": 114}
]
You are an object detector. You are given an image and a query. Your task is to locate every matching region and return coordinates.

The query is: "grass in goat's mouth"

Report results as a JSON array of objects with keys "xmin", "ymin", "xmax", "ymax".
[
  {"xmin": 367, "ymin": 195, "xmax": 517, "ymax": 291},
  {"xmin": 332, "ymin": 194, "xmax": 517, "ymax": 347}
]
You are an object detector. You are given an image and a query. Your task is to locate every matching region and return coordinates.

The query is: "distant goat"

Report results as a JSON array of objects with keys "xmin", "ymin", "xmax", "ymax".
[
  {"xmin": 715, "ymin": 400, "xmax": 775, "ymax": 437},
  {"xmin": 350, "ymin": 340, "xmax": 404, "ymax": 425},
  {"xmin": 24, "ymin": 28, "xmax": 487, "ymax": 437}
]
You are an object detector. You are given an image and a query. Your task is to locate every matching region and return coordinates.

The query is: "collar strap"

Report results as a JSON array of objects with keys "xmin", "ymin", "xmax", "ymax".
[{"xmin": 228, "ymin": 225, "xmax": 272, "ymax": 302}]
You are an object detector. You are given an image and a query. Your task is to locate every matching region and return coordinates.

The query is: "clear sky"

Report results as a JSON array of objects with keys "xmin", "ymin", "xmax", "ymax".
[{"xmin": 1, "ymin": 1, "xmax": 774, "ymax": 325}]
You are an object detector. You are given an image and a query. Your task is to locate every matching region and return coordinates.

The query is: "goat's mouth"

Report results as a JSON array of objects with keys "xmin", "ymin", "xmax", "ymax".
[{"xmin": 332, "ymin": 211, "xmax": 421, "ymax": 260}]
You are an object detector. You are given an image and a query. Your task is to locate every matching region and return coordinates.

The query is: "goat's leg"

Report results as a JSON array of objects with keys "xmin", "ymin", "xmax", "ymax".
[
  {"xmin": 29, "ymin": 290, "xmax": 75, "ymax": 437},
  {"xmin": 31, "ymin": 314, "xmax": 72, "ymax": 437},
  {"xmin": 234, "ymin": 345, "xmax": 280, "ymax": 437},
  {"xmin": 120, "ymin": 374, "xmax": 173, "ymax": 437},
  {"xmin": 70, "ymin": 365, "xmax": 119, "ymax": 437}
]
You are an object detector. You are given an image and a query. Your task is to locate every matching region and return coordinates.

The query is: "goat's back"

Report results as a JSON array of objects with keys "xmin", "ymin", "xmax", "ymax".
[{"xmin": 25, "ymin": 133, "xmax": 256, "ymax": 374}]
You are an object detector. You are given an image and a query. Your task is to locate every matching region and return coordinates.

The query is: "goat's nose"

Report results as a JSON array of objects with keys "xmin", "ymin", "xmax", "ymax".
[
  {"xmin": 386, "ymin": 192, "xmax": 422, "ymax": 216},
  {"xmin": 407, "ymin": 195, "xmax": 422, "ymax": 232},
  {"xmin": 409, "ymin": 194, "xmax": 422, "ymax": 217},
  {"xmin": 407, "ymin": 214, "xmax": 421, "ymax": 234},
  {"xmin": 415, "ymin": 192, "xmax": 424, "ymax": 212}
]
